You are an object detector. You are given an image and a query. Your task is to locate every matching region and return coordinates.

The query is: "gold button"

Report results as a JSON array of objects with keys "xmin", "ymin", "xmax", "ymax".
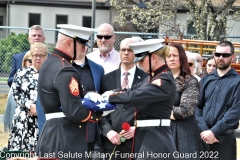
[
  {"xmin": 79, "ymin": 125, "xmax": 81, "ymax": 128},
  {"xmin": 96, "ymin": 118, "xmax": 98, "ymax": 121}
]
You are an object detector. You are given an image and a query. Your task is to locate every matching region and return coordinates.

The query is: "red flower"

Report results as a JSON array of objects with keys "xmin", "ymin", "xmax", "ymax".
[
  {"xmin": 122, "ymin": 122, "xmax": 130, "ymax": 131},
  {"xmin": 109, "ymin": 122, "xmax": 131, "ymax": 160}
]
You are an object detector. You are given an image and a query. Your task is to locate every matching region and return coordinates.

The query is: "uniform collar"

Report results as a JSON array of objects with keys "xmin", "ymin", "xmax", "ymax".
[
  {"xmin": 53, "ymin": 48, "xmax": 72, "ymax": 63},
  {"xmin": 150, "ymin": 64, "xmax": 169, "ymax": 80}
]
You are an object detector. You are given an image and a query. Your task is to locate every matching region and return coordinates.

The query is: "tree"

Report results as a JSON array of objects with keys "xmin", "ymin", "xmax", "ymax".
[
  {"xmin": 110, "ymin": 0, "xmax": 240, "ymax": 40},
  {"xmin": 0, "ymin": 32, "xmax": 29, "ymax": 74}
]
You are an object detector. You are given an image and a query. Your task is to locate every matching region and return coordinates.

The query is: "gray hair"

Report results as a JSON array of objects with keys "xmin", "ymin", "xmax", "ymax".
[
  {"xmin": 29, "ymin": 25, "xmax": 45, "ymax": 36},
  {"xmin": 185, "ymin": 51, "xmax": 199, "ymax": 74}
]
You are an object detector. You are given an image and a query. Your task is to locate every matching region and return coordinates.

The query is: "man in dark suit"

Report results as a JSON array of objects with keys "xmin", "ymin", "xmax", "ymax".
[
  {"xmin": 72, "ymin": 45, "xmax": 104, "ymax": 159},
  {"xmin": 100, "ymin": 37, "xmax": 148, "ymax": 160},
  {"xmin": 8, "ymin": 25, "xmax": 45, "ymax": 87}
]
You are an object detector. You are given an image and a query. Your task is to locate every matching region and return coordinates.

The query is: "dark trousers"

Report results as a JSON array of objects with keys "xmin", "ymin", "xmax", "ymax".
[
  {"xmin": 88, "ymin": 142, "xmax": 95, "ymax": 160},
  {"xmin": 206, "ymin": 132, "xmax": 236, "ymax": 160},
  {"xmin": 104, "ymin": 145, "xmax": 132, "ymax": 160}
]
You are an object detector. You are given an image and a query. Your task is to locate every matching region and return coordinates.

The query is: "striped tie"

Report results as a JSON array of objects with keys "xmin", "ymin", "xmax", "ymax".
[{"xmin": 122, "ymin": 72, "xmax": 130, "ymax": 89}]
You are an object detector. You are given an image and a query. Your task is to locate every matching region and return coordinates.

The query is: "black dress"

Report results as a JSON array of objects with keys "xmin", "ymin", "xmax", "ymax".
[{"xmin": 171, "ymin": 76, "xmax": 204, "ymax": 160}]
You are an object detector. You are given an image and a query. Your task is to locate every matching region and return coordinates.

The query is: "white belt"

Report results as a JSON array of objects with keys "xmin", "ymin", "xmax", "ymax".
[
  {"xmin": 45, "ymin": 112, "xmax": 65, "ymax": 120},
  {"xmin": 134, "ymin": 119, "xmax": 170, "ymax": 128}
]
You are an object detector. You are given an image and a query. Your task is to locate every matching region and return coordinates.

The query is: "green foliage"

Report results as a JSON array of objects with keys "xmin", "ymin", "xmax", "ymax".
[{"xmin": 0, "ymin": 32, "xmax": 30, "ymax": 73}]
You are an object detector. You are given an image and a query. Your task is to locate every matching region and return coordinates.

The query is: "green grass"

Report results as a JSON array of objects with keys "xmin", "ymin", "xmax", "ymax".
[
  {"xmin": 0, "ymin": 94, "xmax": 7, "ymax": 114},
  {"xmin": 0, "ymin": 78, "xmax": 8, "ymax": 81},
  {"xmin": 0, "ymin": 108, "xmax": 5, "ymax": 114}
]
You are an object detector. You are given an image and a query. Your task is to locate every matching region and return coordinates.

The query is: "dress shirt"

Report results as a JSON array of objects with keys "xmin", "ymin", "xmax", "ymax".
[
  {"xmin": 195, "ymin": 68, "xmax": 240, "ymax": 136},
  {"xmin": 121, "ymin": 65, "xmax": 136, "ymax": 88},
  {"xmin": 87, "ymin": 48, "xmax": 121, "ymax": 74}
]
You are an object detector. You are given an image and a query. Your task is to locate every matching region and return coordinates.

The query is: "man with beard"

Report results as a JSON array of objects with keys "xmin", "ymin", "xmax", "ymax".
[
  {"xmin": 87, "ymin": 23, "xmax": 120, "ymax": 74},
  {"xmin": 195, "ymin": 41, "xmax": 240, "ymax": 160}
]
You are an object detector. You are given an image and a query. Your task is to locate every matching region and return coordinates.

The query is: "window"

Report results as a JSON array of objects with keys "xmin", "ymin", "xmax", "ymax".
[
  {"xmin": 56, "ymin": 15, "xmax": 68, "ymax": 42},
  {"xmin": 0, "ymin": 16, "xmax": 3, "ymax": 31},
  {"xmin": 56, "ymin": 15, "xmax": 68, "ymax": 26},
  {"xmin": 0, "ymin": 16, "xmax": 3, "ymax": 26},
  {"xmin": 187, "ymin": 22, "xmax": 196, "ymax": 35},
  {"xmin": 29, "ymin": 13, "xmax": 41, "ymax": 27},
  {"xmin": 82, "ymin": 16, "xmax": 92, "ymax": 28}
]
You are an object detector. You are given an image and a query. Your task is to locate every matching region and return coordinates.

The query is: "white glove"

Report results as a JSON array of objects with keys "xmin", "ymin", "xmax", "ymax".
[
  {"xmin": 102, "ymin": 109, "xmax": 115, "ymax": 116},
  {"xmin": 84, "ymin": 92, "xmax": 104, "ymax": 103},
  {"xmin": 102, "ymin": 90, "xmax": 114, "ymax": 101}
]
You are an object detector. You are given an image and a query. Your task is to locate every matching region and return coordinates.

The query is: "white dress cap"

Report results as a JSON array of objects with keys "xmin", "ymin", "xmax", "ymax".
[
  {"xmin": 129, "ymin": 39, "xmax": 165, "ymax": 62},
  {"xmin": 57, "ymin": 24, "xmax": 94, "ymax": 46}
]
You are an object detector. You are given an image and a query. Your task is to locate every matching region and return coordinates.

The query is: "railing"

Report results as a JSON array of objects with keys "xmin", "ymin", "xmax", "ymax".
[
  {"xmin": 165, "ymin": 38, "xmax": 240, "ymax": 55},
  {"xmin": 165, "ymin": 38, "xmax": 240, "ymax": 73}
]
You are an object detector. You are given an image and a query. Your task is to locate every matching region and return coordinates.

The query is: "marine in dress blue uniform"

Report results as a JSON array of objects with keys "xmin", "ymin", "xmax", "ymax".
[
  {"xmin": 35, "ymin": 24, "xmax": 102, "ymax": 160},
  {"xmin": 108, "ymin": 39, "xmax": 177, "ymax": 160}
]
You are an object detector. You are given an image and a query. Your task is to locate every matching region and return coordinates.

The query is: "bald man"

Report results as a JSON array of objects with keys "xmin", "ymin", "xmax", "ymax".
[{"xmin": 87, "ymin": 23, "xmax": 121, "ymax": 74}]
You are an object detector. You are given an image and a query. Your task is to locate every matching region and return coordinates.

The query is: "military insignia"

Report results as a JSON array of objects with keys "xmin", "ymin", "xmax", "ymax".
[
  {"xmin": 69, "ymin": 77, "xmax": 79, "ymax": 96},
  {"xmin": 152, "ymin": 79, "xmax": 162, "ymax": 86}
]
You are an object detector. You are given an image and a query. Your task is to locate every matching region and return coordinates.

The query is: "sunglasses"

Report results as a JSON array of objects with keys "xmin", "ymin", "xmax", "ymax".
[
  {"xmin": 214, "ymin": 52, "xmax": 233, "ymax": 58},
  {"xmin": 96, "ymin": 35, "xmax": 113, "ymax": 40},
  {"xmin": 188, "ymin": 62, "xmax": 194, "ymax": 67},
  {"xmin": 25, "ymin": 59, "xmax": 32, "ymax": 63}
]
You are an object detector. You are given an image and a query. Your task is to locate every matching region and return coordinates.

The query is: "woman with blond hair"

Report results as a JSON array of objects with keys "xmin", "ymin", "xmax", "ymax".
[
  {"xmin": 3, "ymin": 51, "xmax": 32, "ymax": 133},
  {"xmin": 22, "ymin": 51, "xmax": 32, "ymax": 67},
  {"xmin": 8, "ymin": 42, "xmax": 47, "ymax": 151}
]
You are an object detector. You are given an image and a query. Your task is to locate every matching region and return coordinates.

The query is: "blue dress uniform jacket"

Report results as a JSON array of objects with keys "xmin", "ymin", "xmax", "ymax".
[
  {"xmin": 195, "ymin": 68, "xmax": 240, "ymax": 136},
  {"xmin": 109, "ymin": 64, "xmax": 177, "ymax": 160},
  {"xmin": 36, "ymin": 58, "xmax": 104, "ymax": 134},
  {"xmin": 36, "ymin": 49, "xmax": 101, "ymax": 159}
]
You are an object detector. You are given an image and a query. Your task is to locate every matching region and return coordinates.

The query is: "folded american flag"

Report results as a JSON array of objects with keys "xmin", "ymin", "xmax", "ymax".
[{"xmin": 81, "ymin": 98, "xmax": 116, "ymax": 111}]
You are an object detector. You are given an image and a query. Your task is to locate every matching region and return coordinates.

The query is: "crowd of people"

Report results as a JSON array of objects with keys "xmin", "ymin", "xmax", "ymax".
[{"xmin": 2, "ymin": 23, "xmax": 240, "ymax": 160}]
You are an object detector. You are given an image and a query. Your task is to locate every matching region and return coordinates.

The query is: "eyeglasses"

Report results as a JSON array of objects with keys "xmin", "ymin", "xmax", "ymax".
[
  {"xmin": 119, "ymin": 48, "xmax": 133, "ymax": 52},
  {"xmin": 32, "ymin": 54, "xmax": 47, "ymax": 58},
  {"xmin": 25, "ymin": 59, "xmax": 32, "ymax": 63},
  {"xmin": 214, "ymin": 52, "xmax": 233, "ymax": 58},
  {"xmin": 96, "ymin": 35, "xmax": 113, "ymax": 40},
  {"xmin": 188, "ymin": 62, "xmax": 194, "ymax": 67}
]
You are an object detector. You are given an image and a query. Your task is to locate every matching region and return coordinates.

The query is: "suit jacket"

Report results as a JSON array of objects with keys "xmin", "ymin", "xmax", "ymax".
[
  {"xmin": 8, "ymin": 52, "xmax": 27, "ymax": 87},
  {"xmin": 100, "ymin": 67, "xmax": 148, "ymax": 149},
  {"xmin": 88, "ymin": 59, "xmax": 104, "ymax": 93}
]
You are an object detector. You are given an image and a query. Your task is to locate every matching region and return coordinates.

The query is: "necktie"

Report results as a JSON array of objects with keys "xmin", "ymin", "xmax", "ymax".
[{"xmin": 122, "ymin": 72, "xmax": 130, "ymax": 89}]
